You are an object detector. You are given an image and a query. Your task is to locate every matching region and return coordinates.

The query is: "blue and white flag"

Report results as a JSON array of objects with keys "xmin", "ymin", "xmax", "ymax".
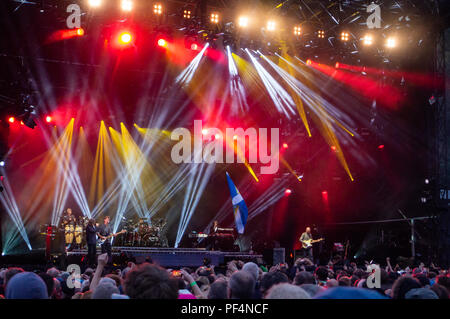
[{"xmin": 226, "ymin": 172, "xmax": 248, "ymax": 234}]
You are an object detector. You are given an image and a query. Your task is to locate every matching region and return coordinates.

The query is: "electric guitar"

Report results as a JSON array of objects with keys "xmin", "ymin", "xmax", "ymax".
[
  {"xmin": 97, "ymin": 229, "xmax": 126, "ymax": 246},
  {"xmin": 300, "ymin": 238, "xmax": 324, "ymax": 249}
]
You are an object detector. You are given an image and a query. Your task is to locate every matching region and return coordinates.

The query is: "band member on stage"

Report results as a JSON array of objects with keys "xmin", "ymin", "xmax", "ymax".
[
  {"xmin": 299, "ymin": 227, "xmax": 314, "ymax": 260},
  {"xmin": 62, "ymin": 208, "xmax": 76, "ymax": 251},
  {"xmin": 210, "ymin": 220, "xmax": 220, "ymax": 251},
  {"xmin": 97, "ymin": 216, "xmax": 113, "ymax": 263},
  {"xmin": 85, "ymin": 219, "xmax": 98, "ymax": 266}
]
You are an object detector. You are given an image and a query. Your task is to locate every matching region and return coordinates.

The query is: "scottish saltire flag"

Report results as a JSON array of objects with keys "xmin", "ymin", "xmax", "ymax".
[{"xmin": 226, "ymin": 172, "xmax": 248, "ymax": 234}]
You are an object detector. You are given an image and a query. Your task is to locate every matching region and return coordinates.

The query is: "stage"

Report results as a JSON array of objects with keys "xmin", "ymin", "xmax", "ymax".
[{"xmin": 66, "ymin": 247, "xmax": 263, "ymax": 267}]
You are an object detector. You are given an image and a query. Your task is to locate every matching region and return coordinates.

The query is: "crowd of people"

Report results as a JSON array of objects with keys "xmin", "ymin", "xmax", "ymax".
[{"xmin": 0, "ymin": 254, "xmax": 449, "ymax": 299}]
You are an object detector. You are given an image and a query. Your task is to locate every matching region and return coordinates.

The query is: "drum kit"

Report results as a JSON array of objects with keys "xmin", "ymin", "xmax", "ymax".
[{"xmin": 121, "ymin": 218, "xmax": 166, "ymax": 247}]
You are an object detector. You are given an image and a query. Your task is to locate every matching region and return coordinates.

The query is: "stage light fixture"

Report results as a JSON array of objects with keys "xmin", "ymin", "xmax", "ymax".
[
  {"xmin": 267, "ymin": 20, "xmax": 276, "ymax": 31},
  {"xmin": 293, "ymin": 26, "xmax": 301, "ymax": 36},
  {"xmin": 215, "ymin": 133, "xmax": 221, "ymax": 139},
  {"xmin": 282, "ymin": 143, "xmax": 288, "ymax": 149},
  {"xmin": 335, "ymin": 62, "xmax": 340, "ymax": 69},
  {"xmin": 238, "ymin": 16, "xmax": 249, "ymax": 28},
  {"xmin": 157, "ymin": 38, "xmax": 167, "ymax": 47},
  {"xmin": 88, "ymin": 0, "xmax": 102, "ymax": 7},
  {"xmin": 386, "ymin": 37, "xmax": 396, "ymax": 48},
  {"xmin": 46, "ymin": 116, "xmax": 52, "ymax": 123},
  {"xmin": 363, "ymin": 34, "xmax": 373, "ymax": 46},
  {"xmin": 76, "ymin": 28, "xmax": 85, "ymax": 36},
  {"xmin": 0, "ymin": 161, "xmax": 5, "ymax": 167},
  {"xmin": 210, "ymin": 13, "xmax": 219, "ymax": 24},
  {"xmin": 331, "ymin": 145, "xmax": 337, "ymax": 152},
  {"xmin": 202, "ymin": 129, "xmax": 208, "ymax": 135},
  {"xmin": 306, "ymin": 59, "xmax": 312, "ymax": 65},
  {"xmin": 425, "ymin": 179, "xmax": 430, "ymax": 184},
  {"xmin": 153, "ymin": 3, "xmax": 162, "ymax": 15},
  {"xmin": 233, "ymin": 135, "xmax": 238, "ymax": 140},
  {"xmin": 318, "ymin": 30, "xmax": 325, "ymax": 38},
  {"xmin": 121, "ymin": 0, "xmax": 133, "ymax": 11},
  {"xmin": 341, "ymin": 31, "xmax": 349, "ymax": 42},
  {"xmin": 118, "ymin": 32, "xmax": 132, "ymax": 45},
  {"xmin": 183, "ymin": 10, "xmax": 191, "ymax": 19},
  {"xmin": 8, "ymin": 117, "xmax": 15, "ymax": 123},
  {"xmin": 378, "ymin": 144, "xmax": 385, "ymax": 150},
  {"xmin": 285, "ymin": 189, "xmax": 292, "ymax": 195},
  {"xmin": 190, "ymin": 43, "xmax": 198, "ymax": 51}
]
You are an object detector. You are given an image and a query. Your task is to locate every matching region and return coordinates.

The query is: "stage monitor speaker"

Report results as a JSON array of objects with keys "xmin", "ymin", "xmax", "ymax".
[{"xmin": 273, "ymin": 248, "xmax": 285, "ymax": 265}]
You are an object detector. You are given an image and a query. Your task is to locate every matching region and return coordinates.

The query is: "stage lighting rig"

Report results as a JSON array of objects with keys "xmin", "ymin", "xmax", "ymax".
[
  {"xmin": 183, "ymin": 10, "xmax": 192, "ymax": 19},
  {"xmin": 293, "ymin": 26, "xmax": 301, "ymax": 36},
  {"xmin": 238, "ymin": 16, "xmax": 249, "ymax": 28},
  {"xmin": 87, "ymin": 0, "xmax": 102, "ymax": 8},
  {"xmin": 210, "ymin": 13, "xmax": 219, "ymax": 24},
  {"xmin": 121, "ymin": 0, "xmax": 133, "ymax": 12},
  {"xmin": 153, "ymin": 3, "xmax": 163, "ymax": 15}
]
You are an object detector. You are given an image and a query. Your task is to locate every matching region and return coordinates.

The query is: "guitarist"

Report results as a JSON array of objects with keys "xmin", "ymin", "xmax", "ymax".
[
  {"xmin": 97, "ymin": 216, "xmax": 114, "ymax": 263},
  {"xmin": 299, "ymin": 227, "xmax": 314, "ymax": 260}
]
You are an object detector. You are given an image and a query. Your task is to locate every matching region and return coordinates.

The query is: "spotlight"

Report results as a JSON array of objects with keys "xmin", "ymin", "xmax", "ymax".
[
  {"xmin": 88, "ymin": 0, "xmax": 102, "ymax": 7},
  {"xmin": 386, "ymin": 37, "xmax": 396, "ymax": 48},
  {"xmin": 378, "ymin": 144, "xmax": 385, "ymax": 150},
  {"xmin": 318, "ymin": 30, "xmax": 325, "ymax": 38},
  {"xmin": 267, "ymin": 20, "xmax": 276, "ymax": 32},
  {"xmin": 183, "ymin": 10, "xmax": 191, "ymax": 19},
  {"xmin": 335, "ymin": 62, "xmax": 340, "ymax": 69},
  {"xmin": 157, "ymin": 38, "xmax": 167, "ymax": 47},
  {"xmin": 425, "ymin": 179, "xmax": 430, "ymax": 184},
  {"xmin": 322, "ymin": 191, "xmax": 328, "ymax": 196},
  {"xmin": 0, "ymin": 161, "xmax": 5, "ymax": 167},
  {"xmin": 210, "ymin": 13, "xmax": 219, "ymax": 24},
  {"xmin": 121, "ymin": 0, "xmax": 133, "ymax": 11},
  {"xmin": 363, "ymin": 34, "xmax": 373, "ymax": 46},
  {"xmin": 282, "ymin": 143, "xmax": 288, "ymax": 149},
  {"xmin": 190, "ymin": 43, "xmax": 199, "ymax": 51},
  {"xmin": 76, "ymin": 28, "xmax": 85, "ymax": 36},
  {"xmin": 202, "ymin": 129, "xmax": 208, "ymax": 135},
  {"xmin": 331, "ymin": 146, "xmax": 337, "ymax": 152},
  {"xmin": 153, "ymin": 3, "xmax": 162, "ymax": 15},
  {"xmin": 238, "ymin": 16, "xmax": 249, "ymax": 28},
  {"xmin": 118, "ymin": 32, "xmax": 132, "ymax": 45},
  {"xmin": 293, "ymin": 26, "xmax": 301, "ymax": 36},
  {"xmin": 233, "ymin": 135, "xmax": 238, "ymax": 140},
  {"xmin": 46, "ymin": 116, "xmax": 52, "ymax": 123},
  {"xmin": 340, "ymin": 31, "xmax": 350, "ymax": 42},
  {"xmin": 285, "ymin": 189, "xmax": 292, "ymax": 195},
  {"xmin": 8, "ymin": 117, "xmax": 15, "ymax": 123},
  {"xmin": 215, "ymin": 133, "xmax": 221, "ymax": 139},
  {"xmin": 306, "ymin": 59, "xmax": 312, "ymax": 65}
]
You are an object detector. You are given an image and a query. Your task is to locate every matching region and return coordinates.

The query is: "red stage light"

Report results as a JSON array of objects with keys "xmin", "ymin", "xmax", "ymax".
[
  {"xmin": 20, "ymin": 121, "xmax": 24, "ymax": 126},
  {"xmin": 285, "ymin": 189, "xmax": 292, "ymax": 195},
  {"xmin": 118, "ymin": 32, "xmax": 133, "ymax": 45},
  {"xmin": 335, "ymin": 62, "xmax": 340, "ymax": 69},
  {"xmin": 46, "ymin": 116, "xmax": 52, "ymax": 123},
  {"xmin": 282, "ymin": 143, "xmax": 288, "ymax": 149},
  {"xmin": 157, "ymin": 38, "xmax": 168, "ymax": 47},
  {"xmin": 322, "ymin": 191, "xmax": 328, "ymax": 196},
  {"xmin": 76, "ymin": 28, "xmax": 85, "ymax": 36},
  {"xmin": 331, "ymin": 146, "xmax": 337, "ymax": 152},
  {"xmin": 378, "ymin": 144, "xmax": 385, "ymax": 150},
  {"xmin": 306, "ymin": 59, "xmax": 312, "ymax": 65},
  {"xmin": 8, "ymin": 117, "xmax": 15, "ymax": 123}
]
